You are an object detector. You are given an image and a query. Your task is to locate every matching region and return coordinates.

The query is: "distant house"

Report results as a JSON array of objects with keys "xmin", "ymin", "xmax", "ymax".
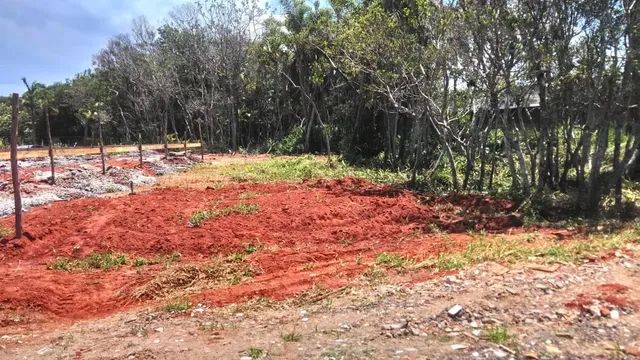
[{"xmin": 474, "ymin": 89, "xmax": 541, "ymax": 128}]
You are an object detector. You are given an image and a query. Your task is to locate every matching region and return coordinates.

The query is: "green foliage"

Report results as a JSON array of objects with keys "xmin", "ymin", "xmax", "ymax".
[
  {"xmin": 189, "ymin": 203, "xmax": 260, "ymax": 227},
  {"xmin": 274, "ymin": 126, "xmax": 304, "ymax": 154},
  {"xmin": 212, "ymin": 156, "xmax": 407, "ymax": 184},
  {"xmin": 162, "ymin": 300, "xmax": 191, "ymax": 313},
  {"xmin": 246, "ymin": 347, "xmax": 264, "ymax": 359},
  {"xmin": 375, "ymin": 252, "xmax": 411, "ymax": 269},
  {"xmin": 48, "ymin": 252, "xmax": 127, "ymax": 271},
  {"xmin": 486, "ymin": 326, "xmax": 511, "ymax": 344}
]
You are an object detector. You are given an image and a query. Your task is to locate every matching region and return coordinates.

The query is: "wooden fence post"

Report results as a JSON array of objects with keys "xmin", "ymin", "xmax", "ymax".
[
  {"xmin": 10, "ymin": 93, "xmax": 22, "ymax": 238},
  {"xmin": 138, "ymin": 133, "xmax": 143, "ymax": 167},
  {"xmin": 98, "ymin": 121, "xmax": 106, "ymax": 175},
  {"xmin": 45, "ymin": 106, "xmax": 55, "ymax": 184}
]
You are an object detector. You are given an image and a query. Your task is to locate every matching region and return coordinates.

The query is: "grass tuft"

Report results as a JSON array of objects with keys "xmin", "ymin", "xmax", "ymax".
[
  {"xmin": 162, "ymin": 299, "xmax": 190, "ymax": 313},
  {"xmin": 282, "ymin": 330, "xmax": 302, "ymax": 342},
  {"xmin": 246, "ymin": 347, "xmax": 264, "ymax": 359},
  {"xmin": 375, "ymin": 252, "xmax": 412, "ymax": 269},
  {"xmin": 48, "ymin": 252, "xmax": 127, "ymax": 271},
  {"xmin": 486, "ymin": 325, "xmax": 511, "ymax": 344},
  {"xmin": 189, "ymin": 203, "xmax": 260, "ymax": 227}
]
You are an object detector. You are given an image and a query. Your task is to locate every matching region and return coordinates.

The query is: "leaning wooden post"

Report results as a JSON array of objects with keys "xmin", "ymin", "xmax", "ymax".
[
  {"xmin": 44, "ymin": 105, "xmax": 55, "ymax": 184},
  {"xmin": 98, "ymin": 121, "xmax": 106, "ymax": 175},
  {"xmin": 138, "ymin": 133, "xmax": 143, "ymax": 167},
  {"xmin": 10, "ymin": 93, "xmax": 22, "ymax": 238}
]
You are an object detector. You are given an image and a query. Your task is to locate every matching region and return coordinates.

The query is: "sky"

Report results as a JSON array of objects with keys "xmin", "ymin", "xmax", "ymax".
[{"xmin": 0, "ymin": 0, "xmax": 195, "ymax": 95}]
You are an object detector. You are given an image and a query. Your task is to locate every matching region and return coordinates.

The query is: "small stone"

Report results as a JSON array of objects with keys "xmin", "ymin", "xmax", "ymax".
[
  {"xmin": 469, "ymin": 320, "xmax": 479, "ymax": 328},
  {"xmin": 155, "ymin": 327, "xmax": 164, "ymax": 333},
  {"xmin": 382, "ymin": 320, "xmax": 408, "ymax": 330},
  {"xmin": 600, "ymin": 307, "xmax": 610, "ymax": 317},
  {"xmin": 610, "ymin": 309, "xmax": 620, "ymax": 320},
  {"xmin": 448, "ymin": 305, "xmax": 463, "ymax": 317},
  {"xmin": 523, "ymin": 352, "xmax": 540, "ymax": 359},
  {"xmin": 153, "ymin": 339, "xmax": 160, "ymax": 344},
  {"xmin": 493, "ymin": 349, "xmax": 508, "ymax": 358},
  {"xmin": 450, "ymin": 344, "xmax": 467, "ymax": 350},
  {"xmin": 240, "ymin": 357, "xmax": 252, "ymax": 360},
  {"xmin": 545, "ymin": 345, "xmax": 561, "ymax": 354},
  {"xmin": 588, "ymin": 305, "xmax": 601, "ymax": 317},
  {"xmin": 37, "ymin": 347, "xmax": 52, "ymax": 356}
]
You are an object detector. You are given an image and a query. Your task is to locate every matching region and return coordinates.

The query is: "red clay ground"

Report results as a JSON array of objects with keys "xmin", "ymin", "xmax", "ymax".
[{"xmin": 0, "ymin": 178, "xmax": 552, "ymax": 332}]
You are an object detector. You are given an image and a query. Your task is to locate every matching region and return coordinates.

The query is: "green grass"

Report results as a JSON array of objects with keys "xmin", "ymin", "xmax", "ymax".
[
  {"xmin": 375, "ymin": 252, "xmax": 412, "ymax": 269},
  {"xmin": 244, "ymin": 243, "xmax": 260, "ymax": 254},
  {"xmin": 210, "ymin": 156, "xmax": 407, "ymax": 184},
  {"xmin": 133, "ymin": 258, "xmax": 147, "ymax": 267},
  {"xmin": 486, "ymin": 325, "xmax": 511, "ymax": 344},
  {"xmin": 282, "ymin": 330, "xmax": 302, "ymax": 342},
  {"xmin": 246, "ymin": 347, "xmax": 264, "ymax": 359},
  {"xmin": 415, "ymin": 225, "xmax": 640, "ymax": 271},
  {"xmin": 189, "ymin": 203, "xmax": 260, "ymax": 227},
  {"xmin": 48, "ymin": 252, "xmax": 127, "ymax": 271},
  {"xmin": 162, "ymin": 300, "xmax": 191, "ymax": 313}
]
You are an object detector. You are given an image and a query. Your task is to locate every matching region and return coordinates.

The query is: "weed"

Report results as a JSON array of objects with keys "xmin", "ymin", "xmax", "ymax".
[
  {"xmin": 486, "ymin": 325, "xmax": 511, "ymax": 344},
  {"xmin": 48, "ymin": 252, "xmax": 127, "ymax": 271},
  {"xmin": 163, "ymin": 300, "xmax": 190, "ymax": 313},
  {"xmin": 48, "ymin": 257, "xmax": 73, "ymax": 271},
  {"xmin": 239, "ymin": 191, "xmax": 258, "ymax": 199},
  {"xmin": 210, "ymin": 156, "xmax": 407, "ymax": 184},
  {"xmin": 244, "ymin": 243, "xmax": 260, "ymax": 254},
  {"xmin": 435, "ymin": 253, "xmax": 468, "ymax": 270},
  {"xmin": 234, "ymin": 202, "xmax": 260, "ymax": 214},
  {"xmin": 189, "ymin": 203, "xmax": 260, "ymax": 227},
  {"xmin": 105, "ymin": 184, "xmax": 121, "ymax": 193},
  {"xmin": 189, "ymin": 209, "xmax": 212, "ymax": 227},
  {"xmin": 227, "ymin": 252, "xmax": 245, "ymax": 262},
  {"xmin": 246, "ymin": 347, "xmax": 264, "ymax": 359},
  {"xmin": 0, "ymin": 224, "xmax": 11, "ymax": 237},
  {"xmin": 362, "ymin": 266, "xmax": 387, "ymax": 283},
  {"xmin": 210, "ymin": 181, "xmax": 224, "ymax": 189},
  {"xmin": 133, "ymin": 258, "xmax": 147, "ymax": 267},
  {"xmin": 282, "ymin": 330, "xmax": 302, "ymax": 342},
  {"xmin": 83, "ymin": 252, "xmax": 127, "ymax": 269},
  {"xmin": 375, "ymin": 252, "xmax": 411, "ymax": 269}
]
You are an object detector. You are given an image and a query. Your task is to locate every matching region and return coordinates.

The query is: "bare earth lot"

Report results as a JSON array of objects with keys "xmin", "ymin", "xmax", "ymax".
[{"xmin": 0, "ymin": 154, "xmax": 639, "ymax": 359}]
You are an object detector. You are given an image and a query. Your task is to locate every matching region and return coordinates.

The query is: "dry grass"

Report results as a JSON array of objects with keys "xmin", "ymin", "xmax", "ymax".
[{"xmin": 131, "ymin": 256, "xmax": 255, "ymax": 300}]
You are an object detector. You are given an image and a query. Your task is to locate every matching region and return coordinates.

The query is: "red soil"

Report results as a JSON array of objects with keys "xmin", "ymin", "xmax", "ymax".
[
  {"xmin": 565, "ymin": 283, "xmax": 636, "ymax": 311},
  {"xmin": 0, "ymin": 178, "xmax": 526, "ymax": 329}
]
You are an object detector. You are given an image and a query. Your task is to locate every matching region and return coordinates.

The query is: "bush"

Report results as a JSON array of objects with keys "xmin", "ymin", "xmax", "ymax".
[{"xmin": 273, "ymin": 126, "xmax": 304, "ymax": 155}]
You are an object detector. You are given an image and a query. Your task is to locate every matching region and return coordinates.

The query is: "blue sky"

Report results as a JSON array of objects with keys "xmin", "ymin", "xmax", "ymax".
[
  {"xmin": 0, "ymin": 0, "xmax": 197, "ymax": 95},
  {"xmin": 0, "ymin": 0, "xmax": 285, "ymax": 95}
]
